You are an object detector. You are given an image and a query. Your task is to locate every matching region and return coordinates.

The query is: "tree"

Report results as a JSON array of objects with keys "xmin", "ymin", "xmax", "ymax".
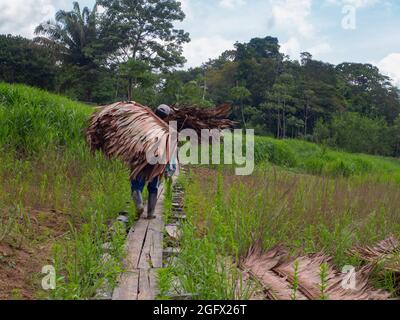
[
  {"xmin": 97, "ymin": 0, "xmax": 190, "ymax": 70},
  {"xmin": 231, "ymin": 86, "xmax": 251, "ymax": 129},
  {"xmin": 322, "ymin": 113, "xmax": 393, "ymax": 156},
  {"xmin": 179, "ymin": 80, "xmax": 213, "ymax": 107},
  {"xmin": 0, "ymin": 35, "xmax": 57, "ymax": 90},
  {"xmin": 118, "ymin": 59, "xmax": 156, "ymax": 101},
  {"xmin": 234, "ymin": 36, "xmax": 283, "ymax": 106},
  {"xmin": 35, "ymin": 2, "xmax": 102, "ymax": 101},
  {"xmin": 391, "ymin": 116, "xmax": 400, "ymax": 156},
  {"xmin": 336, "ymin": 63, "xmax": 400, "ymax": 122},
  {"xmin": 302, "ymin": 89, "xmax": 316, "ymax": 135},
  {"xmin": 300, "ymin": 52, "xmax": 313, "ymax": 66},
  {"xmin": 267, "ymin": 73, "xmax": 296, "ymax": 138}
]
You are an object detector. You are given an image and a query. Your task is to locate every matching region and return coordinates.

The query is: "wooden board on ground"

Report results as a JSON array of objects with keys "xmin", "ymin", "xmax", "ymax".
[
  {"xmin": 138, "ymin": 211, "xmax": 164, "ymax": 269},
  {"xmin": 112, "ymin": 271, "xmax": 140, "ymax": 300},
  {"xmin": 112, "ymin": 184, "xmax": 166, "ymax": 300},
  {"xmin": 124, "ymin": 219, "xmax": 150, "ymax": 271},
  {"xmin": 138, "ymin": 269, "xmax": 158, "ymax": 300}
]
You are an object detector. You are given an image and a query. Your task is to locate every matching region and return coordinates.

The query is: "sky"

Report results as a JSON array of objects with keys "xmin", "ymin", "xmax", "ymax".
[{"xmin": 0, "ymin": 0, "xmax": 399, "ymax": 85}]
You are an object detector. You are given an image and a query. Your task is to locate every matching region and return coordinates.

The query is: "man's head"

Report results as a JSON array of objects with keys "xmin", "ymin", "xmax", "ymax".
[{"xmin": 155, "ymin": 104, "xmax": 172, "ymax": 120}]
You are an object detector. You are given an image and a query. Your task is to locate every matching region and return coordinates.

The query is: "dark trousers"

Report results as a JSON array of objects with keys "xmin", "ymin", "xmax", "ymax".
[{"xmin": 131, "ymin": 176, "xmax": 159, "ymax": 195}]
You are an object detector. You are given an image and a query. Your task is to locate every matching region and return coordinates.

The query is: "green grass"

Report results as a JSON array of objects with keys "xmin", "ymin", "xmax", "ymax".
[
  {"xmin": 169, "ymin": 167, "xmax": 400, "ymax": 299},
  {"xmin": 253, "ymin": 136, "xmax": 400, "ymax": 179},
  {"xmin": 0, "ymin": 82, "xmax": 90, "ymax": 154},
  {"xmin": 0, "ymin": 83, "xmax": 134, "ymax": 299},
  {"xmin": 2, "ymin": 82, "xmax": 400, "ymax": 300},
  {"xmin": 189, "ymin": 134, "xmax": 400, "ymax": 181}
]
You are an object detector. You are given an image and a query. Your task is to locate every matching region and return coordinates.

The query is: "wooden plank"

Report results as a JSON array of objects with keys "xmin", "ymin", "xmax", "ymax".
[
  {"xmin": 138, "ymin": 216, "xmax": 164, "ymax": 269},
  {"xmin": 124, "ymin": 219, "xmax": 150, "ymax": 271},
  {"xmin": 149, "ymin": 217, "xmax": 164, "ymax": 268},
  {"xmin": 138, "ymin": 269, "xmax": 150, "ymax": 300},
  {"xmin": 112, "ymin": 271, "xmax": 139, "ymax": 300},
  {"xmin": 138, "ymin": 269, "xmax": 158, "ymax": 300},
  {"xmin": 166, "ymin": 225, "xmax": 180, "ymax": 240},
  {"xmin": 138, "ymin": 187, "xmax": 165, "ymax": 269},
  {"xmin": 113, "ymin": 177, "xmax": 173, "ymax": 301},
  {"xmin": 124, "ymin": 183, "xmax": 165, "ymax": 270},
  {"xmin": 163, "ymin": 247, "xmax": 181, "ymax": 257},
  {"xmin": 171, "ymin": 214, "xmax": 186, "ymax": 220}
]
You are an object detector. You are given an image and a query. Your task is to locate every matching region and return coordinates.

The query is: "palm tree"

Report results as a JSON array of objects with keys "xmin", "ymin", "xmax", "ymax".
[{"xmin": 35, "ymin": 2, "xmax": 99, "ymax": 100}]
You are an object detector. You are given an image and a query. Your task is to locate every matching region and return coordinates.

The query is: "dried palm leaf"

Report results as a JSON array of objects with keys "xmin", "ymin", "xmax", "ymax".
[
  {"xmin": 86, "ymin": 102, "xmax": 235, "ymax": 181},
  {"xmin": 273, "ymin": 253, "xmax": 333, "ymax": 300},
  {"xmin": 349, "ymin": 237, "xmax": 400, "ymax": 272},
  {"xmin": 241, "ymin": 244, "xmax": 308, "ymax": 300},
  {"xmin": 86, "ymin": 101, "xmax": 176, "ymax": 182},
  {"xmin": 274, "ymin": 254, "xmax": 389, "ymax": 300},
  {"xmin": 167, "ymin": 104, "xmax": 236, "ymax": 135},
  {"xmin": 325, "ymin": 265, "xmax": 390, "ymax": 300},
  {"xmin": 242, "ymin": 243, "xmax": 390, "ymax": 300}
]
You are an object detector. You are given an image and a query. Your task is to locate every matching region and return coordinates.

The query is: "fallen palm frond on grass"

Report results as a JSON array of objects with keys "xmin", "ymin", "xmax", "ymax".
[
  {"xmin": 241, "ymin": 243, "xmax": 390, "ymax": 300},
  {"xmin": 241, "ymin": 245, "xmax": 308, "ymax": 300},
  {"xmin": 349, "ymin": 237, "xmax": 400, "ymax": 273},
  {"xmin": 86, "ymin": 102, "xmax": 235, "ymax": 181}
]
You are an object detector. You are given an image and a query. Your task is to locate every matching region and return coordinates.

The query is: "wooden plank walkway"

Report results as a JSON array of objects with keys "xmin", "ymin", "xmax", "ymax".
[{"xmin": 112, "ymin": 184, "xmax": 166, "ymax": 300}]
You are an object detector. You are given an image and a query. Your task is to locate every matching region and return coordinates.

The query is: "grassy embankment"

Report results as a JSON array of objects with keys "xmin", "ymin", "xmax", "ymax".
[
  {"xmin": 160, "ymin": 137, "xmax": 400, "ymax": 299},
  {"xmin": 0, "ymin": 83, "xmax": 134, "ymax": 299}
]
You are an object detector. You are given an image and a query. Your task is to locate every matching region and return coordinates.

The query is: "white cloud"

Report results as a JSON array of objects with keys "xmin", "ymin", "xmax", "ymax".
[
  {"xmin": 180, "ymin": 0, "xmax": 193, "ymax": 20},
  {"xmin": 219, "ymin": 0, "xmax": 246, "ymax": 9},
  {"xmin": 281, "ymin": 37, "xmax": 332, "ymax": 60},
  {"xmin": 0, "ymin": 1, "xmax": 98, "ymax": 38},
  {"xmin": 281, "ymin": 37, "xmax": 301, "ymax": 58},
  {"xmin": 182, "ymin": 35, "xmax": 234, "ymax": 68},
  {"xmin": 269, "ymin": 0, "xmax": 314, "ymax": 38},
  {"xmin": 376, "ymin": 53, "xmax": 400, "ymax": 87},
  {"xmin": 307, "ymin": 42, "xmax": 332, "ymax": 58},
  {"xmin": 270, "ymin": 1, "xmax": 333, "ymax": 61},
  {"xmin": 326, "ymin": 0, "xmax": 381, "ymax": 8},
  {"xmin": 0, "ymin": 0, "xmax": 62, "ymax": 38}
]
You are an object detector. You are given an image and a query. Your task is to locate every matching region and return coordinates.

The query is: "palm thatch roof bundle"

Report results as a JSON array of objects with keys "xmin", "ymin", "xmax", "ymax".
[{"xmin": 86, "ymin": 102, "xmax": 235, "ymax": 181}]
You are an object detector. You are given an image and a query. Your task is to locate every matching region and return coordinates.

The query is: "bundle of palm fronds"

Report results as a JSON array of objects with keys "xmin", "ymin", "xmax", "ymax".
[
  {"xmin": 167, "ymin": 104, "xmax": 235, "ymax": 135},
  {"xmin": 86, "ymin": 102, "xmax": 175, "ymax": 182},
  {"xmin": 86, "ymin": 102, "xmax": 235, "ymax": 181}
]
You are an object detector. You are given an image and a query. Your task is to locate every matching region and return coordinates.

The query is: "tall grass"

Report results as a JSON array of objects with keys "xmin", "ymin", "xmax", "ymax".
[
  {"xmin": 253, "ymin": 136, "xmax": 400, "ymax": 179},
  {"xmin": 0, "ymin": 83, "xmax": 134, "ymax": 299},
  {"xmin": 0, "ymin": 82, "xmax": 90, "ymax": 154},
  {"xmin": 186, "ymin": 134, "xmax": 400, "ymax": 181},
  {"xmin": 172, "ymin": 167, "xmax": 400, "ymax": 298}
]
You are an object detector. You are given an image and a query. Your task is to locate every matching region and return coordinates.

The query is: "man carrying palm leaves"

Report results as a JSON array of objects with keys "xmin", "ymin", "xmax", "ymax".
[{"xmin": 86, "ymin": 101, "xmax": 234, "ymax": 219}]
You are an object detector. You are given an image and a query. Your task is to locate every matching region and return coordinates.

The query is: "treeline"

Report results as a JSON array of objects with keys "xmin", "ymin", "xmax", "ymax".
[
  {"xmin": 174, "ymin": 38, "xmax": 400, "ymax": 157},
  {"xmin": 0, "ymin": 1, "xmax": 399, "ymax": 157}
]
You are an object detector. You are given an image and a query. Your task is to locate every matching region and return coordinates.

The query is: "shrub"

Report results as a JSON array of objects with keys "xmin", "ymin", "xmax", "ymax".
[{"xmin": 254, "ymin": 137, "xmax": 298, "ymax": 167}]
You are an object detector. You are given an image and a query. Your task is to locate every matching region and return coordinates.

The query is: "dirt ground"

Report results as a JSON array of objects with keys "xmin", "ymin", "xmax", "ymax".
[{"xmin": 0, "ymin": 209, "xmax": 69, "ymax": 300}]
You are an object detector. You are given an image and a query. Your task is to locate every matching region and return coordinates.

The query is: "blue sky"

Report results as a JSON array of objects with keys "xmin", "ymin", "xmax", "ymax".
[{"xmin": 0, "ymin": 0, "xmax": 399, "ymax": 85}]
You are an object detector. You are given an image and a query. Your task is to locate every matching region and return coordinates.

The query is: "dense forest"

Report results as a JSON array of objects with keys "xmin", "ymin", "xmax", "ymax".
[{"xmin": 0, "ymin": 0, "xmax": 399, "ymax": 157}]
